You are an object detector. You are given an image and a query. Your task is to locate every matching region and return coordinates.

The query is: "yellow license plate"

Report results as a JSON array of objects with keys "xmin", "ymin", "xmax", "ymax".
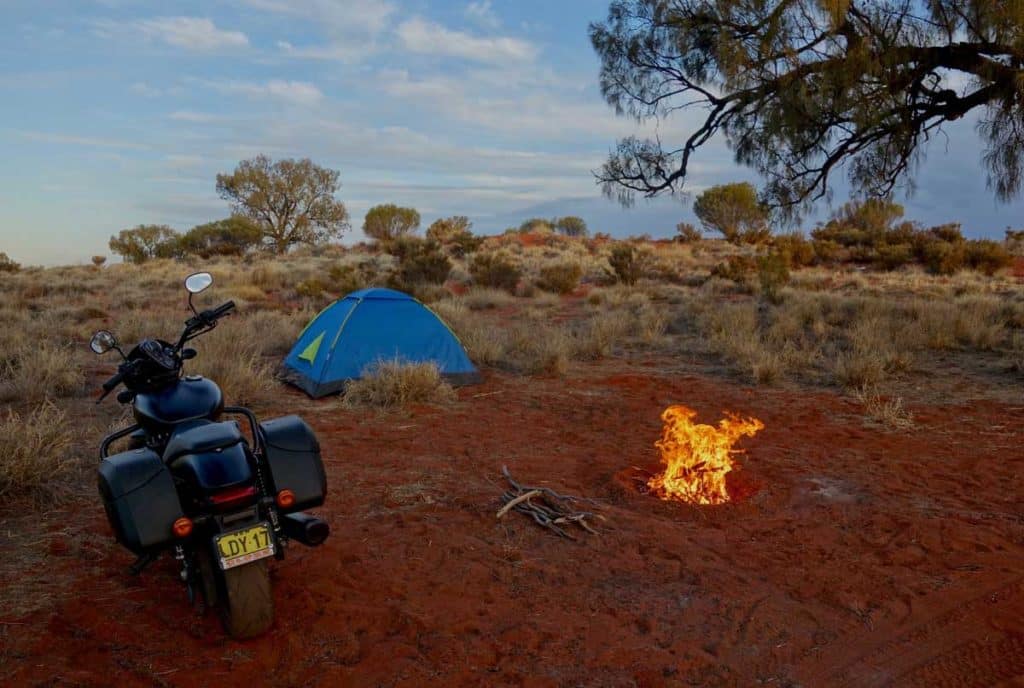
[{"xmin": 215, "ymin": 523, "xmax": 274, "ymax": 570}]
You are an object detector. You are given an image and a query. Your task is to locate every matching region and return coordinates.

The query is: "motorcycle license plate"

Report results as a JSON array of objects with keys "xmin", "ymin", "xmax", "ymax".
[{"xmin": 215, "ymin": 523, "xmax": 274, "ymax": 570}]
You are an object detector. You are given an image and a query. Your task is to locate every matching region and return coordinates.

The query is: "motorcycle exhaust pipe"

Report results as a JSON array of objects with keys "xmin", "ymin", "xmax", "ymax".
[{"xmin": 281, "ymin": 512, "xmax": 330, "ymax": 547}]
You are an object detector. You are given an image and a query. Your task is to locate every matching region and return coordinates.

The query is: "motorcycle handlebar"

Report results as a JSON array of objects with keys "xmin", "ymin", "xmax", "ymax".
[{"xmin": 102, "ymin": 369, "xmax": 126, "ymax": 392}]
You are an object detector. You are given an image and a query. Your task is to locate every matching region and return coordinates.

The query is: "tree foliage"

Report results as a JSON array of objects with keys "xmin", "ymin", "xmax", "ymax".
[
  {"xmin": 109, "ymin": 225, "xmax": 179, "ymax": 264},
  {"xmin": 693, "ymin": 182, "xmax": 770, "ymax": 244},
  {"xmin": 425, "ymin": 216, "xmax": 482, "ymax": 257},
  {"xmin": 555, "ymin": 216, "xmax": 589, "ymax": 237},
  {"xmin": 216, "ymin": 156, "xmax": 349, "ymax": 253},
  {"xmin": 363, "ymin": 204, "xmax": 421, "ymax": 244},
  {"xmin": 177, "ymin": 216, "xmax": 263, "ymax": 258},
  {"xmin": 591, "ymin": 1, "xmax": 1024, "ymax": 215}
]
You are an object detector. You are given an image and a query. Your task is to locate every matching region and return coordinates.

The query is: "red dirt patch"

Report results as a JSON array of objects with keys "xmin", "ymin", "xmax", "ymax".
[{"xmin": 3, "ymin": 362, "xmax": 1024, "ymax": 686}]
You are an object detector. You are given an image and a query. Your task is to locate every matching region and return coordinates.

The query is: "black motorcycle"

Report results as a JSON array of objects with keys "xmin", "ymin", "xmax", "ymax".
[{"xmin": 91, "ymin": 271, "xmax": 329, "ymax": 638}]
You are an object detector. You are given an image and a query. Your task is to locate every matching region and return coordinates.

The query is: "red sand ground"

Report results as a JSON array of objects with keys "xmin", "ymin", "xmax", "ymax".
[{"xmin": 3, "ymin": 360, "xmax": 1024, "ymax": 687}]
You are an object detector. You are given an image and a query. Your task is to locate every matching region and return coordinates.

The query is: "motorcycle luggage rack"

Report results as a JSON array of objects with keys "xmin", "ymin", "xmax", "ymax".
[{"xmin": 100, "ymin": 424, "xmax": 142, "ymax": 459}]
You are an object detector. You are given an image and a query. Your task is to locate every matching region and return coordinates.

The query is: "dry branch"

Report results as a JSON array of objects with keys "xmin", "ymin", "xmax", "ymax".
[{"xmin": 496, "ymin": 466, "xmax": 606, "ymax": 539}]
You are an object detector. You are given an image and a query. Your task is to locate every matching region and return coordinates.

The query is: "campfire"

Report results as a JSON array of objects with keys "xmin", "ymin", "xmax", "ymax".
[{"xmin": 648, "ymin": 405, "xmax": 764, "ymax": 505}]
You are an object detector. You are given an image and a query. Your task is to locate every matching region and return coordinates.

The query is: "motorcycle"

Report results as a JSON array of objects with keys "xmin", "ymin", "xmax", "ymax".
[{"xmin": 90, "ymin": 271, "xmax": 329, "ymax": 638}]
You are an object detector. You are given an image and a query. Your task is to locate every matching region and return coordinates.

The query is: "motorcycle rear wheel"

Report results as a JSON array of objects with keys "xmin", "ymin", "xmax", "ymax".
[{"xmin": 219, "ymin": 560, "xmax": 274, "ymax": 639}]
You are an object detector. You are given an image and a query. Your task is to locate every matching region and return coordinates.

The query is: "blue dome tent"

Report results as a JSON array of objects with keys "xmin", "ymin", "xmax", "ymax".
[{"xmin": 281, "ymin": 288, "xmax": 481, "ymax": 398}]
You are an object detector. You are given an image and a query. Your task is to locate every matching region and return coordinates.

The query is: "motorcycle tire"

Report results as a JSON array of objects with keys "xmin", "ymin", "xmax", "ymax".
[{"xmin": 218, "ymin": 560, "xmax": 274, "ymax": 639}]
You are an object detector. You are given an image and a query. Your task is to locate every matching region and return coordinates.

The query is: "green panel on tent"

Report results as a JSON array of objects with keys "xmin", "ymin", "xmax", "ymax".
[{"xmin": 297, "ymin": 331, "xmax": 324, "ymax": 364}]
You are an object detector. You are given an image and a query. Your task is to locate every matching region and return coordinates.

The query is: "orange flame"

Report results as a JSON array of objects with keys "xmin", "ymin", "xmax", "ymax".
[{"xmin": 648, "ymin": 405, "xmax": 764, "ymax": 504}]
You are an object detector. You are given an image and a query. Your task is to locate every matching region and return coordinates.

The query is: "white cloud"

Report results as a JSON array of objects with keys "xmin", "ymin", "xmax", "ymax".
[
  {"xmin": 130, "ymin": 81, "xmax": 162, "ymax": 97},
  {"xmin": 396, "ymin": 17, "xmax": 537, "ymax": 64},
  {"xmin": 198, "ymin": 79, "xmax": 324, "ymax": 106},
  {"xmin": 93, "ymin": 16, "xmax": 249, "ymax": 52},
  {"xmin": 242, "ymin": 0, "xmax": 394, "ymax": 61},
  {"xmin": 465, "ymin": 1, "xmax": 500, "ymax": 29},
  {"xmin": 15, "ymin": 130, "xmax": 150, "ymax": 150}
]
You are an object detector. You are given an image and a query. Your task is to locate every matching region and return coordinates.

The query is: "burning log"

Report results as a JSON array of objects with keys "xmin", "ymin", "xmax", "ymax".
[{"xmin": 496, "ymin": 466, "xmax": 605, "ymax": 540}]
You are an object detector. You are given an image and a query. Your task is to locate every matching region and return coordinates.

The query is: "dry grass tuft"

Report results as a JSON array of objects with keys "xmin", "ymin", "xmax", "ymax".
[
  {"xmin": 0, "ymin": 402, "xmax": 75, "ymax": 499},
  {"xmin": 853, "ymin": 386, "xmax": 915, "ymax": 430},
  {"xmin": 0, "ymin": 341, "xmax": 84, "ymax": 403},
  {"xmin": 188, "ymin": 325, "xmax": 274, "ymax": 406},
  {"xmin": 343, "ymin": 360, "xmax": 455, "ymax": 408}
]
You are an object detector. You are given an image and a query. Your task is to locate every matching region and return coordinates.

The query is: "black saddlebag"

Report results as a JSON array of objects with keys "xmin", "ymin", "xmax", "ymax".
[
  {"xmin": 259, "ymin": 415, "xmax": 326, "ymax": 512},
  {"xmin": 98, "ymin": 448, "xmax": 184, "ymax": 554}
]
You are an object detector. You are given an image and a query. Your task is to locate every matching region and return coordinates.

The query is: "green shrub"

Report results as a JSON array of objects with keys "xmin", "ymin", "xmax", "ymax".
[
  {"xmin": 608, "ymin": 244, "xmax": 653, "ymax": 285},
  {"xmin": 874, "ymin": 243, "xmax": 915, "ymax": 271},
  {"xmin": 388, "ymin": 236, "xmax": 452, "ymax": 287},
  {"xmin": 757, "ymin": 251, "xmax": 790, "ymax": 303},
  {"xmin": 710, "ymin": 255, "xmax": 757, "ymax": 283},
  {"xmin": 0, "ymin": 252, "xmax": 20, "ymax": 273},
  {"xmin": 771, "ymin": 233, "xmax": 816, "ymax": 267},
  {"xmin": 295, "ymin": 279, "xmax": 328, "ymax": 299},
  {"xmin": 469, "ymin": 251, "xmax": 521, "ymax": 292},
  {"xmin": 675, "ymin": 222, "xmax": 703, "ymax": 243},
  {"xmin": 921, "ymin": 240, "xmax": 967, "ymax": 275},
  {"xmin": 965, "ymin": 239, "xmax": 1013, "ymax": 276},
  {"xmin": 536, "ymin": 262, "xmax": 582, "ymax": 294}
]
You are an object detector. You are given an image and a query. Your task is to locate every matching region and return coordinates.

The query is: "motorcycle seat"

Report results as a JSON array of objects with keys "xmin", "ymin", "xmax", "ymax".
[{"xmin": 163, "ymin": 421, "xmax": 243, "ymax": 462}]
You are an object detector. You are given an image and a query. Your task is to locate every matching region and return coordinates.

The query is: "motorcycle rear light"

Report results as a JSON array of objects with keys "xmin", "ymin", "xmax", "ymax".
[
  {"xmin": 276, "ymin": 489, "xmax": 296, "ymax": 509},
  {"xmin": 209, "ymin": 485, "xmax": 256, "ymax": 510},
  {"xmin": 172, "ymin": 517, "xmax": 193, "ymax": 538}
]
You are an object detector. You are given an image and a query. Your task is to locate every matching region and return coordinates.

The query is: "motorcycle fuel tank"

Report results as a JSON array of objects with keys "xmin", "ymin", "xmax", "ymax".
[{"xmin": 134, "ymin": 376, "xmax": 224, "ymax": 432}]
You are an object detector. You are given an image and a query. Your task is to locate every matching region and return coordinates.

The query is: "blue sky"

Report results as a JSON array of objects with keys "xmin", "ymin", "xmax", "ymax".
[{"xmin": 1, "ymin": 0, "xmax": 1021, "ymax": 265}]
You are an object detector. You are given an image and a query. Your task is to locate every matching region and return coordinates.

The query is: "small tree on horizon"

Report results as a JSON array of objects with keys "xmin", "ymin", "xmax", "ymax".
[
  {"xmin": 108, "ymin": 225, "xmax": 180, "ymax": 264},
  {"xmin": 216, "ymin": 155, "xmax": 350, "ymax": 254},
  {"xmin": 363, "ymin": 204, "xmax": 421, "ymax": 245},
  {"xmin": 556, "ymin": 216, "xmax": 589, "ymax": 237},
  {"xmin": 693, "ymin": 183, "xmax": 770, "ymax": 244}
]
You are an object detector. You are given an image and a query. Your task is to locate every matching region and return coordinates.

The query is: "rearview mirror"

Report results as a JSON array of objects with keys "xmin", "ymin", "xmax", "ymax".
[
  {"xmin": 184, "ymin": 272, "xmax": 213, "ymax": 294},
  {"xmin": 90, "ymin": 330, "xmax": 118, "ymax": 355}
]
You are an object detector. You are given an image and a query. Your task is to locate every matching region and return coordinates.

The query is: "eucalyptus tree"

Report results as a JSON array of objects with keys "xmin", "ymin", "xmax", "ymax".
[{"xmin": 591, "ymin": 1, "xmax": 1024, "ymax": 215}]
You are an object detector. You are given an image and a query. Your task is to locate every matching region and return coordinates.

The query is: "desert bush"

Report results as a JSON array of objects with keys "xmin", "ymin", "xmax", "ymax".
[
  {"xmin": 757, "ymin": 251, "xmax": 790, "ymax": 304},
  {"xmin": 874, "ymin": 242, "xmax": 915, "ymax": 271},
  {"xmin": 387, "ymin": 236, "xmax": 452, "ymax": 287},
  {"xmin": 469, "ymin": 251, "xmax": 522, "ymax": 292},
  {"xmin": 675, "ymin": 222, "xmax": 703, "ymax": 243},
  {"xmin": 91, "ymin": 255, "xmax": 107, "ymax": 268},
  {"xmin": 536, "ymin": 262, "xmax": 582, "ymax": 294},
  {"xmin": 710, "ymin": 255, "xmax": 757, "ymax": 284},
  {"xmin": 965, "ymin": 239, "xmax": 1013, "ymax": 276},
  {"xmin": 607, "ymin": 244, "xmax": 653, "ymax": 285},
  {"xmin": 921, "ymin": 239, "xmax": 967, "ymax": 275},
  {"xmin": 0, "ymin": 252, "xmax": 21, "ymax": 273},
  {"xmin": 0, "ymin": 402, "xmax": 74, "ymax": 500},
  {"xmin": 343, "ymin": 360, "xmax": 455, "ymax": 409},
  {"xmin": 425, "ymin": 216, "xmax": 483, "ymax": 257},
  {"xmin": 295, "ymin": 278, "xmax": 328, "ymax": 299},
  {"xmin": 771, "ymin": 233, "xmax": 816, "ymax": 268}
]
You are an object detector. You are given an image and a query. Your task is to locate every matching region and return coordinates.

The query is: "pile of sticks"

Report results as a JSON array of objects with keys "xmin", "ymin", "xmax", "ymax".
[{"xmin": 496, "ymin": 465, "xmax": 606, "ymax": 539}]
